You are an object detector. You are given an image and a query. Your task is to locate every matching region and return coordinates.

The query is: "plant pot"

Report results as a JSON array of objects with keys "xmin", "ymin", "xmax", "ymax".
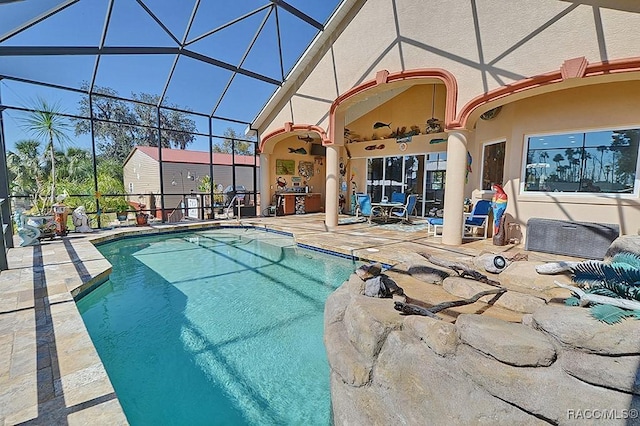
[
  {"xmin": 136, "ymin": 213, "xmax": 148, "ymax": 226},
  {"xmin": 117, "ymin": 212, "xmax": 128, "ymax": 221}
]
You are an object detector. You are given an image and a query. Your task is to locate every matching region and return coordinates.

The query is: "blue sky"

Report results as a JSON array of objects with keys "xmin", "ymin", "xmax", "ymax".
[{"xmin": 0, "ymin": 0, "xmax": 342, "ymax": 152}]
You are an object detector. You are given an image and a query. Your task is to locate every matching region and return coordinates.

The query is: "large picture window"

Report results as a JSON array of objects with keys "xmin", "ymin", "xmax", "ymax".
[{"xmin": 524, "ymin": 128, "xmax": 639, "ymax": 194}]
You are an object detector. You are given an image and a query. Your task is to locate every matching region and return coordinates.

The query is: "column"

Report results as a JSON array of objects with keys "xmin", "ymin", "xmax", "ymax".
[
  {"xmin": 259, "ymin": 153, "xmax": 271, "ymax": 214},
  {"xmin": 325, "ymin": 144, "xmax": 339, "ymax": 230},
  {"xmin": 441, "ymin": 131, "xmax": 468, "ymax": 245}
]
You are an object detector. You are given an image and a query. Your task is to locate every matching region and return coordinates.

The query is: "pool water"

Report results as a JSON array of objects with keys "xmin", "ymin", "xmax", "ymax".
[{"xmin": 77, "ymin": 229, "xmax": 359, "ymax": 425}]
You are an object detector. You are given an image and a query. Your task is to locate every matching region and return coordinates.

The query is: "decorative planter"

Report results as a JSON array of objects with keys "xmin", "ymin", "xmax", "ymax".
[{"xmin": 136, "ymin": 212, "xmax": 148, "ymax": 226}]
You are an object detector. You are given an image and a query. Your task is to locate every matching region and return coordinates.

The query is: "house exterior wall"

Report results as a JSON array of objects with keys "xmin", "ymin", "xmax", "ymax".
[
  {"xmin": 473, "ymin": 81, "xmax": 640, "ymax": 236},
  {"xmin": 258, "ymin": 0, "xmax": 640, "ymax": 136},
  {"xmin": 122, "ymin": 149, "xmax": 160, "ymax": 207},
  {"xmin": 256, "ymin": 0, "xmax": 640, "ymax": 238}
]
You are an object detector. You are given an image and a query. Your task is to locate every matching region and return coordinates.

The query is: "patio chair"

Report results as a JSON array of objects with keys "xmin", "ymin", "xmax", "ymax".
[
  {"xmin": 391, "ymin": 192, "xmax": 405, "ymax": 204},
  {"xmin": 354, "ymin": 193, "xmax": 374, "ymax": 223},
  {"xmin": 427, "ymin": 199, "xmax": 491, "ymax": 238},
  {"xmin": 463, "ymin": 199, "xmax": 491, "ymax": 239},
  {"xmin": 388, "ymin": 194, "xmax": 418, "ymax": 223}
]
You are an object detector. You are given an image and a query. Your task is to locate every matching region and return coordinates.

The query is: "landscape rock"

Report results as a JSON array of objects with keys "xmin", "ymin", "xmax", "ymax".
[
  {"xmin": 500, "ymin": 261, "xmax": 573, "ymax": 293},
  {"xmin": 407, "ymin": 264, "xmax": 450, "ymax": 284},
  {"xmin": 443, "ymin": 276, "xmax": 546, "ymax": 313},
  {"xmin": 559, "ymin": 350, "xmax": 640, "ymax": 395},
  {"xmin": 456, "ymin": 314, "xmax": 556, "ymax": 367},
  {"xmin": 369, "ymin": 331, "xmax": 540, "ymax": 426},
  {"xmin": 343, "ymin": 296, "xmax": 401, "ymax": 360},
  {"xmin": 605, "ymin": 234, "xmax": 640, "ymax": 260},
  {"xmin": 403, "ymin": 315, "xmax": 458, "ymax": 356},
  {"xmin": 324, "ymin": 322, "xmax": 372, "ymax": 387},
  {"xmin": 355, "ymin": 262, "xmax": 382, "ymax": 281},
  {"xmin": 458, "ymin": 345, "xmax": 639, "ymax": 424},
  {"xmin": 532, "ymin": 305, "xmax": 640, "ymax": 355}
]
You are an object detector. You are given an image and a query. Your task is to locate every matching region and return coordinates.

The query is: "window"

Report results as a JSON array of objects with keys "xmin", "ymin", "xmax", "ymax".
[
  {"xmin": 482, "ymin": 141, "xmax": 505, "ymax": 190},
  {"xmin": 524, "ymin": 128, "xmax": 639, "ymax": 194},
  {"xmin": 128, "ymin": 182, "xmax": 134, "ymax": 193}
]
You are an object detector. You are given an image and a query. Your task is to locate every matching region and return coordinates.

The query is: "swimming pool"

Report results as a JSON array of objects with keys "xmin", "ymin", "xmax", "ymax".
[{"xmin": 77, "ymin": 228, "xmax": 359, "ymax": 425}]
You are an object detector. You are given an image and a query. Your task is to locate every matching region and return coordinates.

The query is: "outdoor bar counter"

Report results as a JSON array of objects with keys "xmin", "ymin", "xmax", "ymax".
[{"xmin": 277, "ymin": 192, "xmax": 322, "ymax": 215}]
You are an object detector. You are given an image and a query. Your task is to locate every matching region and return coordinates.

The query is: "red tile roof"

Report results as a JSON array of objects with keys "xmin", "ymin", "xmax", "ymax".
[{"xmin": 133, "ymin": 146, "xmax": 259, "ymax": 166}]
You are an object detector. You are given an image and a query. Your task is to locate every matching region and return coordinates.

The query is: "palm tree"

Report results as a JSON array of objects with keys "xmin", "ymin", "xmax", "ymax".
[
  {"xmin": 596, "ymin": 145, "xmax": 608, "ymax": 181},
  {"xmin": 21, "ymin": 97, "xmax": 70, "ymax": 208},
  {"xmin": 7, "ymin": 139, "xmax": 47, "ymax": 212}
]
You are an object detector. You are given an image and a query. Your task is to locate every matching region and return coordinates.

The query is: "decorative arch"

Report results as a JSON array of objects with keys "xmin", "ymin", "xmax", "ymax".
[
  {"xmin": 455, "ymin": 56, "xmax": 640, "ymax": 129},
  {"xmin": 327, "ymin": 68, "xmax": 459, "ymax": 144},
  {"xmin": 259, "ymin": 122, "xmax": 328, "ymax": 153}
]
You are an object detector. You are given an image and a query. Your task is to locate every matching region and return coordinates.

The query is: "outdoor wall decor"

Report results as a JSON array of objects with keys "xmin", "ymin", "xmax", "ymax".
[
  {"xmin": 276, "ymin": 159, "xmax": 295, "ymax": 175},
  {"xmin": 298, "ymin": 161, "xmax": 314, "ymax": 178},
  {"xmin": 288, "ymin": 147, "xmax": 307, "ymax": 154}
]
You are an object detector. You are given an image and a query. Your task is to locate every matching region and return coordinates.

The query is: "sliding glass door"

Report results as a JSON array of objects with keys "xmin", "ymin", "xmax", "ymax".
[{"xmin": 365, "ymin": 152, "xmax": 446, "ymax": 217}]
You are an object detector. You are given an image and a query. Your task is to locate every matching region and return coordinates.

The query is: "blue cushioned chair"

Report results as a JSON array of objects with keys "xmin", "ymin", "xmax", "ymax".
[
  {"xmin": 463, "ymin": 199, "xmax": 491, "ymax": 239},
  {"xmin": 389, "ymin": 194, "xmax": 418, "ymax": 223},
  {"xmin": 354, "ymin": 193, "xmax": 373, "ymax": 223},
  {"xmin": 391, "ymin": 192, "xmax": 405, "ymax": 204},
  {"xmin": 427, "ymin": 199, "xmax": 491, "ymax": 238}
]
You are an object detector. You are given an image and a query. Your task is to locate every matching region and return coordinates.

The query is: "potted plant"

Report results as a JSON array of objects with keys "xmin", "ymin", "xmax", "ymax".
[
  {"xmin": 136, "ymin": 203, "xmax": 148, "ymax": 226},
  {"xmin": 114, "ymin": 198, "xmax": 131, "ymax": 221}
]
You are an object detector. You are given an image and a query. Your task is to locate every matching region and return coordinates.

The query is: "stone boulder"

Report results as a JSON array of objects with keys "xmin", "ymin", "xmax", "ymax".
[
  {"xmin": 559, "ymin": 350, "xmax": 640, "ymax": 395},
  {"xmin": 456, "ymin": 314, "xmax": 556, "ymax": 367},
  {"xmin": 403, "ymin": 315, "xmax": 458, "ymax": 356},
  {"xmin": 605, "ymin": 234, "xmax": 640, "ymax": 260},
  {"xmin": 458, "ymin": 345, "xmax": 639, "ymax": 424},
  {"xmin": 443, "ymin": 276, "xmax": 547, "ymax": 314},
  {"xmin": 532, "ymin": 305, "xmax": 640, "ymax": 355}
]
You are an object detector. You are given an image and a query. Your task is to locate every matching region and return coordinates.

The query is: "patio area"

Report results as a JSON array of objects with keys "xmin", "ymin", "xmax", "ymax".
[{"xmin": 0, "ymin": 214, "xmax": 576, "ymax": 424}]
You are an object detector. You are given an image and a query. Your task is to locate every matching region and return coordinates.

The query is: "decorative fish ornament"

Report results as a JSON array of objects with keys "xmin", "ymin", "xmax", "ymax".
[
  {"xmin": 297, "ymin": 134, "xmax": 314, "ymax": 143},
  {"xmin": 365, "ymin": 144, "xmax": 385, "ymax": 150},
  {"xmin": 288, "ymin": 147, "xmax": 307, "ymax": 155},
  {"xmin": 373, "ymin": 121, "xmax": 391, "ymax": 129}
]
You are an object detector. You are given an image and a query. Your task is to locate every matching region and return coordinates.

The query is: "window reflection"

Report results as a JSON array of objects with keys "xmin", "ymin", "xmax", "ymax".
[{"xmin": 525, "ymin": 129, "xmax": 639, "ymax": 194}]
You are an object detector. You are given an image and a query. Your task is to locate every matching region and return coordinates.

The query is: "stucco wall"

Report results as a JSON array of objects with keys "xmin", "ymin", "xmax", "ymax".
[
  {"xmin": 257, "ymin": 0, "xmax": 640, "ymax": 136},
  {"xmin": 269, "ymin": 136, "xmax": 327, "ymax": 204},
  {"xmin": 473, "ymin": 80, "xmax": 640, "ymax": 237}
]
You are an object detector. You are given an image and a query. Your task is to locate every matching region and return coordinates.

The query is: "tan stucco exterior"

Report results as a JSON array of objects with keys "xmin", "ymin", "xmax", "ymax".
[{"xmin": 255, "ymin": 0, "xmax": 640, "ymax": 242}]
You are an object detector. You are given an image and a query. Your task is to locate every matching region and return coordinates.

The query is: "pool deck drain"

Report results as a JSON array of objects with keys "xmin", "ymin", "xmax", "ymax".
[{"xmin": 0, "ymin": 215, "xmax": 574, "ymax": 424}]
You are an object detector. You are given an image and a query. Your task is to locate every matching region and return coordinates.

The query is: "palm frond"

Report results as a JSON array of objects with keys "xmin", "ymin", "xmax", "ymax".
[
  {"xmin": 572, "ymin": 261, "xmax": 640, "ymax": 289},
  {"xmin": 590, "ymin": 304, "xmax": 640, "ymax": 324},
  {"xmin": 586, "ymin": 287, "xmax": 620, "ymax": 298},
  {"xmin": 612, "ymin": 252, "xmax": 640, "ymax": 269}
]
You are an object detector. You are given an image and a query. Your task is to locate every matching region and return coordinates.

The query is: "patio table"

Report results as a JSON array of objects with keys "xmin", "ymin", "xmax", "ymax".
[{"xmin": 371, "ymin": 202, "xmax": 404, "ymax": 223}]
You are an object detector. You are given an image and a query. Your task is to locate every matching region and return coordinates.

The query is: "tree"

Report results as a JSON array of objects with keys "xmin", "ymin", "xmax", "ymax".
[
  {"xmin": 75, "ymin": 84, "xmax": 137, "ymax": 164},
  {"xmin": 610, "ymin": 130, "xmax": 639, "ymax": 186},
  {"xmin": 7, "ymin": 140, "xmax": 46, "ymax": 204},
  {"xmin": 21, "ymin": 97, "xmax": 71, "ymax": 206},
  {"xmin": 213, "ymin": 128, "xmax": 254, "ymax": 155},
  {"xmin": 74, "ymin": 83, "xmax": 197, "ymax": 164},
  {"xmin": 596, "ymin": 145, "xmax": 608, "ymax": 181},
  {"xmin": 132, "ymin": 93, "xmax": 196, "ymax": 149}
]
